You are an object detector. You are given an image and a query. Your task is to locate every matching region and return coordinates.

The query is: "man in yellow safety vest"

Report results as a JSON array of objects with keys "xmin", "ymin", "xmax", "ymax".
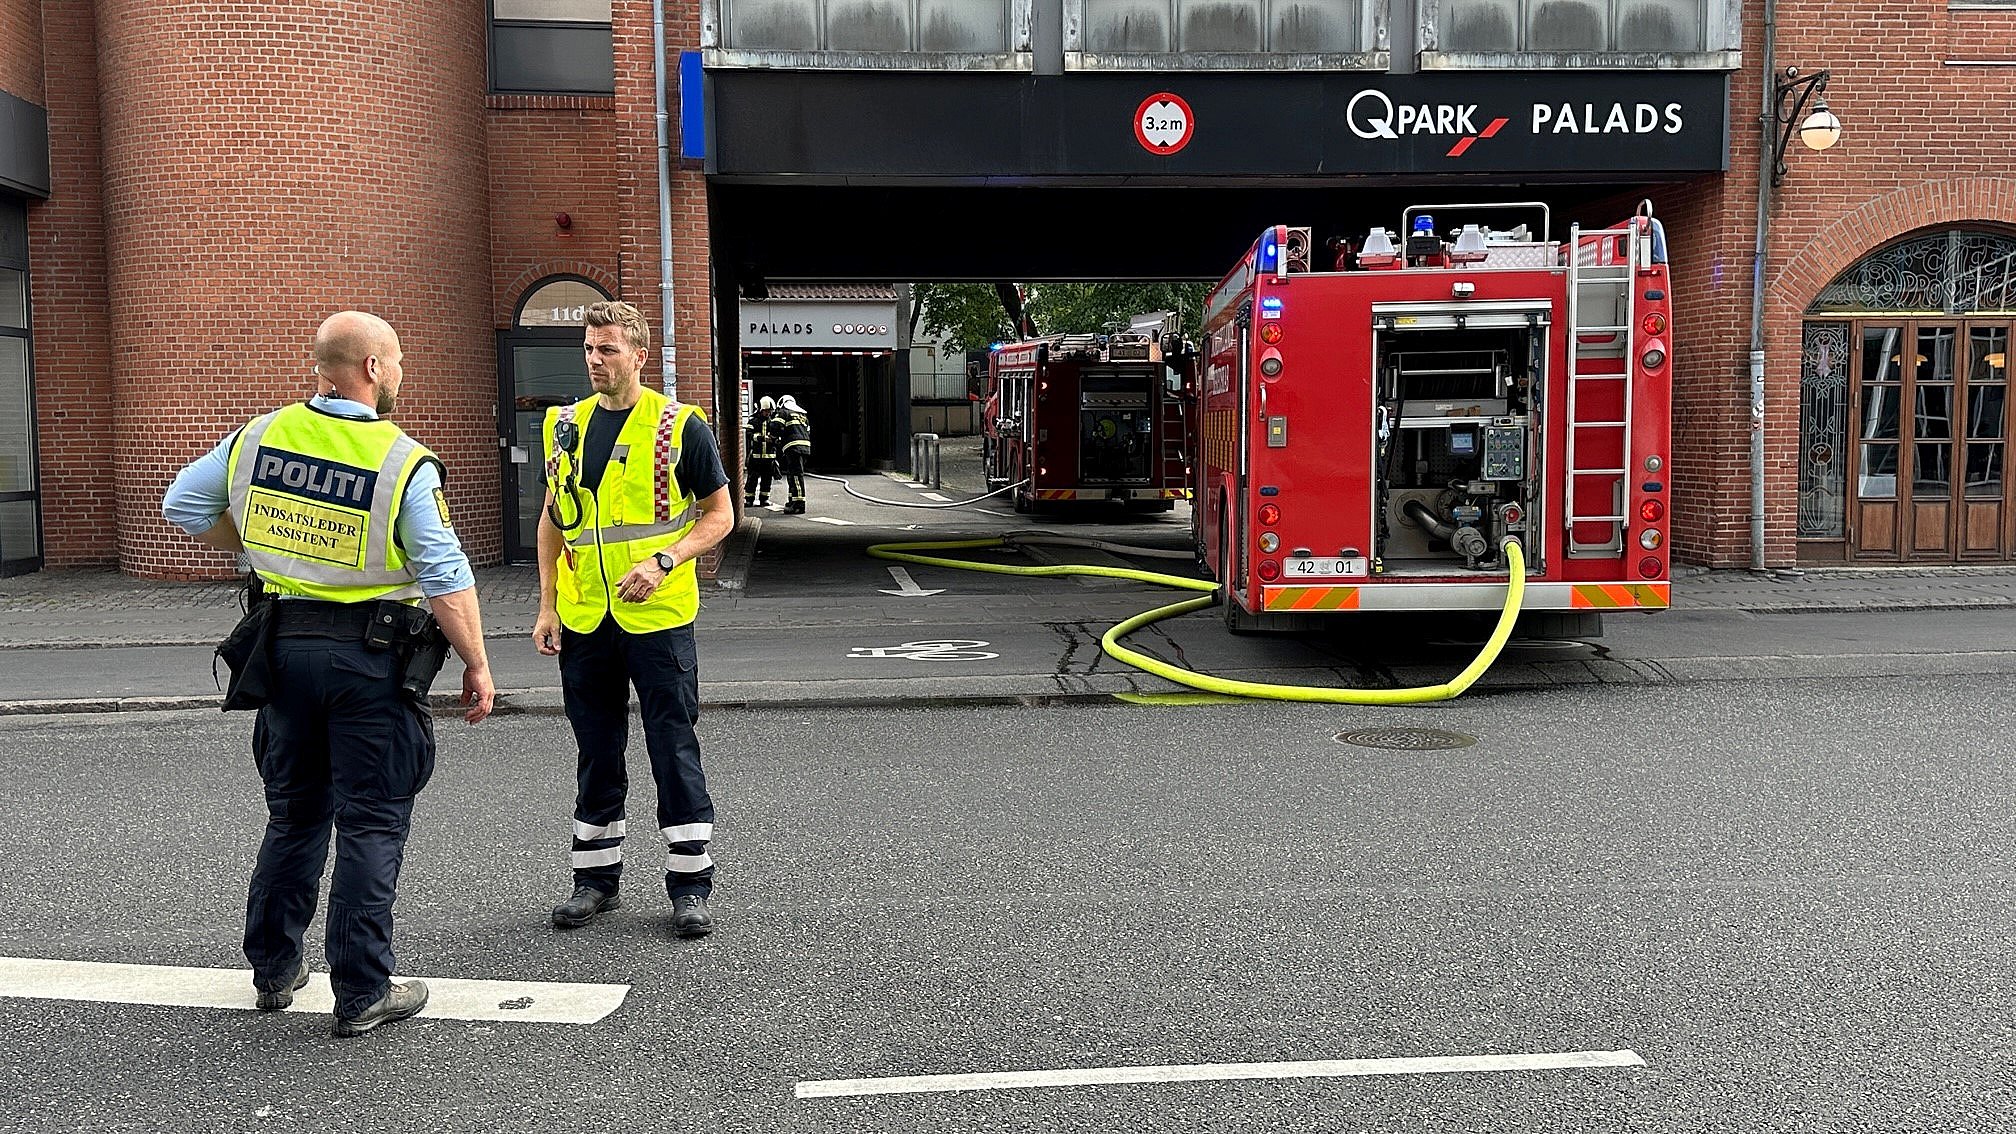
[{"xmin": 533, "ymin": 300, "xmax": 735, "ymax": 936}]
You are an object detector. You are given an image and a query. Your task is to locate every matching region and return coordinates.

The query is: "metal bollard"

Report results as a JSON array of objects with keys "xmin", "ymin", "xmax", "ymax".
[{"xmin": 910, "ymin": 433, "xmax": 941, "ymax": 489}]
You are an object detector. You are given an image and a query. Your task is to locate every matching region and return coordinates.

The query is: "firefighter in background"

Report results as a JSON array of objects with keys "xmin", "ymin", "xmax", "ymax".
[
  {"xmin": 534, "ymin": 301, "xmax": 736, "ymax": 936},
  {"xmin": 744, "ymin": 395, "xmax": 780, "ymax": 507},
  {"xmin": 776, "ymin": 394, "xmax": 813, "ymax": 514}
]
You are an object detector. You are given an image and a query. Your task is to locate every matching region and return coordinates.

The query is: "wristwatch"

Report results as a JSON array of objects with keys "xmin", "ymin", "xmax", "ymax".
[{"xmin": 653, "ymin": 550, "xmax": 677, "ymax": 572}]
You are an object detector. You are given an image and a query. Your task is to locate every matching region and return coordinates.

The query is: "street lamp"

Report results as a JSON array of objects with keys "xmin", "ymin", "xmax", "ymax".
[
  {"xmin": 1772, "ymin": 67, "xmax": 1842, "ymax": 186},
  {"xmin": 1748, "ymin": 64, "xmax": 1844, "ymax": 572}
]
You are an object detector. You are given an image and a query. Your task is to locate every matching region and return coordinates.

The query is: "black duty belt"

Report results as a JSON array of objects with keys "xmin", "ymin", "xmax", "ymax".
[{"xmin": 273, "ymin": 600, "xmax": 379, "ymax": 639}]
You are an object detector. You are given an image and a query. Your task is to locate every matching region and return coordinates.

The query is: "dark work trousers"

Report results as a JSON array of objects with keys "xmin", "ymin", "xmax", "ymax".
[
  {"xmin": 559, "ymin": 619, "xmax": 714, "ymax": 900},
  {"xmin": 780, "ymin": 448, "xmax": 809, "ymax": 507},
  {"xmin": 244, "ymin": 631, "xmax": 435, "ymax": 1020},
  {"xmin": 743, "ymin": 457, "xmax": 777, "ymax": 504}
]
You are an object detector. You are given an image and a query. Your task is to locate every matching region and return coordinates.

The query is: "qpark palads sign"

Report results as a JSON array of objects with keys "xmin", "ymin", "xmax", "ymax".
[
  {"xmin": 709, "ymin": 70, "xmax": 1729, "ymax": 176},
  {"xmin": 739, "ymin": 299, "xmax": 897, "ymax": 351}
]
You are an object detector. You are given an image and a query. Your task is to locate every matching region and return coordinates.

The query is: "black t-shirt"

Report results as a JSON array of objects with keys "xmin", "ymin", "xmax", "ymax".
[{"xmin": 578, "ymin": 404, "xmax": 730, "ymax": 501}]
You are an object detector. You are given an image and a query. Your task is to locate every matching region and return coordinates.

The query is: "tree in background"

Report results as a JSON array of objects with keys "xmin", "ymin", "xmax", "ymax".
[{"xmin": 914, "ymin": 281, "xmax": 1209, "ymax": 351}]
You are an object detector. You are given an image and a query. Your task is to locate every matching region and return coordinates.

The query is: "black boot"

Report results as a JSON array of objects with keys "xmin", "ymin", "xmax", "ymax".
[
  {"xmin": 552, "ymin": 883, "xmax": 621, "ymax": 928},
  {"xmin": 671, "ymin": 894, "xmax": 713, "ymax": 937}
]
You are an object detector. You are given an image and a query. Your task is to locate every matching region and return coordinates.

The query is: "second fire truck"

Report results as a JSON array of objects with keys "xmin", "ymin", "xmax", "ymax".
[
  {"xmin": 1197, "ymin": 201, "xmax": 1674, "ymax": 634},
  {"xmin": 982, "ymin": 314, "xmax": 1194, "ymax": 513}
]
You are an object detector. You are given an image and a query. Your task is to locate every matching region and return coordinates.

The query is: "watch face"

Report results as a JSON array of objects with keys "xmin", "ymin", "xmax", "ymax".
[{"xmin": 656, "ymin": 552, "xmax": 675, "ymax": 570}]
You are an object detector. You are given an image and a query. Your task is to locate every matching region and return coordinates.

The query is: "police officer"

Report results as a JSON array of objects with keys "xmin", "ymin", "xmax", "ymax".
[
  {"xmin": 776, "ymin": 394, "xmax": 812, "ymax": 514},
  {"xmin": 744, "ymin": 395, "xmax": 780, "ymax": 508},
  {"xmin": 161, "ymin": 310, "xmax": 496, "ymax": 1038},
  {"xmin": 533, "ymin": 300, "xmax": 734, "ymax": 936}
]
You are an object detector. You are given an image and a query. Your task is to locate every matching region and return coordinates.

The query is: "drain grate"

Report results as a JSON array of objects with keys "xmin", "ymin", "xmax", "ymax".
[{"xmin": 1334, "ymin": 727, "xmax": 1477, "ymax": 751}]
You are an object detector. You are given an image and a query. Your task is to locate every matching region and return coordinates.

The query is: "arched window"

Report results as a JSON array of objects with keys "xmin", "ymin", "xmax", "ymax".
[
  {"xmin": 1807, "ymin": 229, "xmax": 2016, "ymax": 317},
  {"xmin": 515, "ymin": 276, "xmax": 611, "ymax": 328},
  {"xmin": 1800, "ymin": 228, "xmax": 2016, "ymax": 562}
]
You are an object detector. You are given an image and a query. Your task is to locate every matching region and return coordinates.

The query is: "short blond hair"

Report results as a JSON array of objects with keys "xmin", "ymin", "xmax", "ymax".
[{"xmin": 584, "ymin": 300, "xmax": 650, "ymax": 353}]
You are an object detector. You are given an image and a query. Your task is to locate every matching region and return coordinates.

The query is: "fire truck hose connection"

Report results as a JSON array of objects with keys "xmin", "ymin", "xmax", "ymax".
[
  {"xmin": 865, "ymin": 537, "xmax": 1530, "ymax": 704},
  {"xmin": 805, "ymin": 471, "xmax": 1030, "ymax": 510}
]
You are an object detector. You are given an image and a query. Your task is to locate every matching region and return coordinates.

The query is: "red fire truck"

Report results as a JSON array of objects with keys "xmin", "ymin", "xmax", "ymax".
[
  {"xmin": 982, "ymin": 316, "xmax": 1194, "ymax": 513},
  {"xmin": 1197, "ymin": 201, "xmax": 1673, "ymax": 634}
]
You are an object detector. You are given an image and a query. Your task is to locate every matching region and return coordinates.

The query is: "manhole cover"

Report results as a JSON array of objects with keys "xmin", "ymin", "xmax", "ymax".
[{"xmin": 1334, "ymin": 727, "xmax": 1477, "ymax": 751}]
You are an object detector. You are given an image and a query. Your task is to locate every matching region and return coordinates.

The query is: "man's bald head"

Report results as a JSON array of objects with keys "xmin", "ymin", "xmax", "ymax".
[
  {"xmin": 312, "ymin": 311, "xmax": 406, "ymax": 415},
  {"xmin": 314, "ymin": 311, "xmax": 398, "ymax": 372}
]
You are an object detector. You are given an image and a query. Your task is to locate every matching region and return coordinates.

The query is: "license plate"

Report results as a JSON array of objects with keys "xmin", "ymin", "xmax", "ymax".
[{"xmin": 1281, "ymin": 556, "xmax": 1368, "ymax": 579}]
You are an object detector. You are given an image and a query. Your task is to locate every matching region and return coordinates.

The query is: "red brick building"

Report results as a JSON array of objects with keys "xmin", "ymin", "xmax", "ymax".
[{"xmin": 0, "ymin": 0, "xmax": 2010, "ymax": 577}]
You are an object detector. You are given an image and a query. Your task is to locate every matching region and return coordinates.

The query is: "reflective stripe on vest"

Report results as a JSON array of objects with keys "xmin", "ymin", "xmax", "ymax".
[
  {"xmin": 225, "ymin": 404, "xmax": 430, "ymax": 602},
  {"xmin": 544, "ymin": 390, "xmax": 707, "ymax": 633}
]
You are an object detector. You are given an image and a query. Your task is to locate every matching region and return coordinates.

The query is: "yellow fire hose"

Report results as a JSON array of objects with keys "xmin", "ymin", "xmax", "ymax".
[{"xmin": 866, "ymin": 537, "xmax": 1528, "ymax": 704}]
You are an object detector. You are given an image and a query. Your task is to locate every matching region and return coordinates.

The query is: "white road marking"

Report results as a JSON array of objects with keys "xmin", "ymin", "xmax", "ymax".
[
  {"xmin": 921, "ymin": 492, "xmax": 950, "ymax": 502},
  {"xmin": 0, "ymin": 957, "xmax": 628, "ymax": 1025},
  {"xmin": 878, "ymin": 566, "xmax": 945, "ymax": 598},
  {"xmin": 846, "ymin": 640, "xmax": 998, "ymax": 661},
  {"xmin": 796, "ymin": 1049, "xmax": 1645, "ymax": 1099},
  {"xmin": 806, "ymin": 516, "xmax": 855, "ymax": 526},
  {"xmin": 976, "ymin": 508, "xmax": 1013, "ymax": 518}
]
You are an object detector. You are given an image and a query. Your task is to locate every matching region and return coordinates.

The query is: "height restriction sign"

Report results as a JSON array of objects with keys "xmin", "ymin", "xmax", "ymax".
[{"xmin": 1134, "ymin": 92, "xmax": 1194, "ymax": 155}]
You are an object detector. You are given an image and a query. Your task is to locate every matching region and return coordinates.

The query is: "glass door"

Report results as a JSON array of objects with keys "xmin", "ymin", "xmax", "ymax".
[
  {"xmin": 1960, "ymin": 323, "xmax": 2010, "ymax": 558},
  {"xmin": 498, "ymin": 334, "xmax": 591, "ymax": 563},
  {"xmin": 1851, "ymin": 320, "xmax": 2013, "ymax": 560},
  {"xmin": 0, "ymin": 201, "xmax": 39, "ymax": 576}
]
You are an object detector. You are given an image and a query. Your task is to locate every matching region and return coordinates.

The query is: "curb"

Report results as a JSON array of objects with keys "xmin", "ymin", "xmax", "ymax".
[{"xmin": 12, "ymin": 649, "xmax": 2016, "ymax": 716}]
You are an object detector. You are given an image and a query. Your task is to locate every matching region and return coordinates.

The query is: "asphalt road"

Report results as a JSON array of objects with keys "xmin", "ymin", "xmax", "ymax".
[
  {"xmin": 1, "ymin": 676, "xmax": 2010, "ymax": 1131},
  {"xmin": 4, "ymin": 606, "xmax": 2014, "ymax": 708}
]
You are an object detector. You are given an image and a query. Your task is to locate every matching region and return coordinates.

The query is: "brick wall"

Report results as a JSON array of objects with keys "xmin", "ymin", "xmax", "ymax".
[
  {"xmin": 613, "ymin": 0, "xmax": 714, "ymax": 417},
  {"xmin": 1754, "ymin": 4, "xmax": 2016, "ymax": 565},
  {"xmin": 94, "ymin": 1, "xmax": 497, "ymax": 580},
  {"xmin": 26, "ymin": 0, "xmax": 114, "ymax": 569},
  {"xmin": 487, "ymin": 96, "xmax": 621, "ymax": 327},
  {"xmin": 0, "ymin": 0, "xmax": 42, "ymax": 105}
]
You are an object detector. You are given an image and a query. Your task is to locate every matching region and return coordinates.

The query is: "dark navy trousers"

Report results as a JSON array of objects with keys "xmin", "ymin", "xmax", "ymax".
[
  {"xmin": 244, "ymin": 634, "xmax": 435, "ymax": 1020},
  {"xmin": 560, "ymin": 619, "xmax": 715, "ymax": 900}
]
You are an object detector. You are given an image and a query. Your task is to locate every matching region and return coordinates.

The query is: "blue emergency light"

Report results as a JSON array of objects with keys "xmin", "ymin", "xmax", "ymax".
[
  {"xmin": 1260, "ymin": 296, "xmax": 1284, "ymax": 316},
  {"xmin": 1412, "ymin": 214, "xmax": 1435, "ymax": 236},
  {"xmin": 1259, "ymin": 240, "xmax": 1277, "ymax": 270}
]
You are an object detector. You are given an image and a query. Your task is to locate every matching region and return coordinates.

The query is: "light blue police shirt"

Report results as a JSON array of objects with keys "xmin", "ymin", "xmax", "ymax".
[{"xmin": 160, "ymin": 395, "xmax": 477, "ymax": 598}]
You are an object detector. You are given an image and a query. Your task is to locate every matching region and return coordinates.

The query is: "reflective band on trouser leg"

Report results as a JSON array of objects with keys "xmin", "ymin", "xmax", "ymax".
[
  {"xmin": 571, "ymin": 816, "xmax": 626, "ymax": 871},
  {"xmin": 664, "ymin": 823, "xmax": 714, "ymax": 888}
]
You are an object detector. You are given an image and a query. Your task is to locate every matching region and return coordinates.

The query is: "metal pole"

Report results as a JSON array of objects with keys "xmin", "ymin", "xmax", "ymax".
[
  {"xmin": 1747, "ymin": 0, "xmax": 1777, "ymax": 573},
  {"xmin": 653, "ymin": 0, "xmax": 678, "ymax": 394}
]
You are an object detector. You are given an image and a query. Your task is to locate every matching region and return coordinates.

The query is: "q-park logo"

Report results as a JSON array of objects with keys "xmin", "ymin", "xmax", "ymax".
[{"xmin": 1345, "ymin": 89, "xmax": 1510, "ymax": 158}]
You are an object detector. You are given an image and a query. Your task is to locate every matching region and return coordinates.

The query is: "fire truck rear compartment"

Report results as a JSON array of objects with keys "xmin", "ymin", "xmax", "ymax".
[
  {"xmin": 1078, "ymin": 367, "xmax": 1156, "ymax": 485},
  {"xmin": 1374, "ymin": 325, "xmax": 1537, "ymax": 576}
]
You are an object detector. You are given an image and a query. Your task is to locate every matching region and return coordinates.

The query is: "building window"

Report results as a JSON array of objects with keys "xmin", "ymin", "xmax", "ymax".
[
  {"xmin": 1066, "ymin": 0, "xmax": 1387, "ymax": 65},
  {"xmin": 516, "ymin": 277, "xmax": 613, "ymax": 328},
  {"xmin": 705, "ymin": 0, "xmax": 1031, "ymax": 64},
  {"xmin": 492, "ymin": 0, "xmax": 615, "ymax": 95},
  {"xmin": 1420, "ymin": 0, "xmax": 1737, "ymax": 65},
  {"xmin": 0, "ymin": 197, "xmax": 38, "ymax": 575}
]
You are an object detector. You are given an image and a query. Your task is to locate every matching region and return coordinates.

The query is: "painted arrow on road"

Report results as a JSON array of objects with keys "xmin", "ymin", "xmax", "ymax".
[{"xmin": 878, "ymin": 566, "xmax": 944, "ymax": 598}]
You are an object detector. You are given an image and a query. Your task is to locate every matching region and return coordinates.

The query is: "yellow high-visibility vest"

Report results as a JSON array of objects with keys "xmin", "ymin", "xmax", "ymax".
[
  {"xmin": 225, "ymin": 402, "xmax": 436, "ymax": 603},
  {"xmin": 543, "ymin": 388, "xmax": 704, "ymax": 633}
]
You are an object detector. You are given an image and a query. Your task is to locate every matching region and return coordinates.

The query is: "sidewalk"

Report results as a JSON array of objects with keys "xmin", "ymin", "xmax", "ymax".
[
  {"xmin": 6, "ymin": 435, "xmax": 2016, "ymax": 715},
  {"xmin": 5, "ymin": 536, "xmax": 2016, "ymax": 651},
  {"xmin": 6, "ymin": 435, "xmax": 2016, "ymax": 649}
]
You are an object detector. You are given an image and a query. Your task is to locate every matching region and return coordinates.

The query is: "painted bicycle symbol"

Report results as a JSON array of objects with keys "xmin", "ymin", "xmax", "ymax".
[{"xmin": 847, "ymin": 639, "xmax": 999, "ymax": 661}]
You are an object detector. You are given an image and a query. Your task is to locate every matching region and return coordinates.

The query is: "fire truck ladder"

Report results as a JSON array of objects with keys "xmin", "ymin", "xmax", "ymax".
[
  {"xmin": 1563, "ymin": 219, "xmax": 1642, "ymax": 557},
  {"xmin": 1161, "ymin": 397, "xmax": 1189, "ymax": 481}
]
